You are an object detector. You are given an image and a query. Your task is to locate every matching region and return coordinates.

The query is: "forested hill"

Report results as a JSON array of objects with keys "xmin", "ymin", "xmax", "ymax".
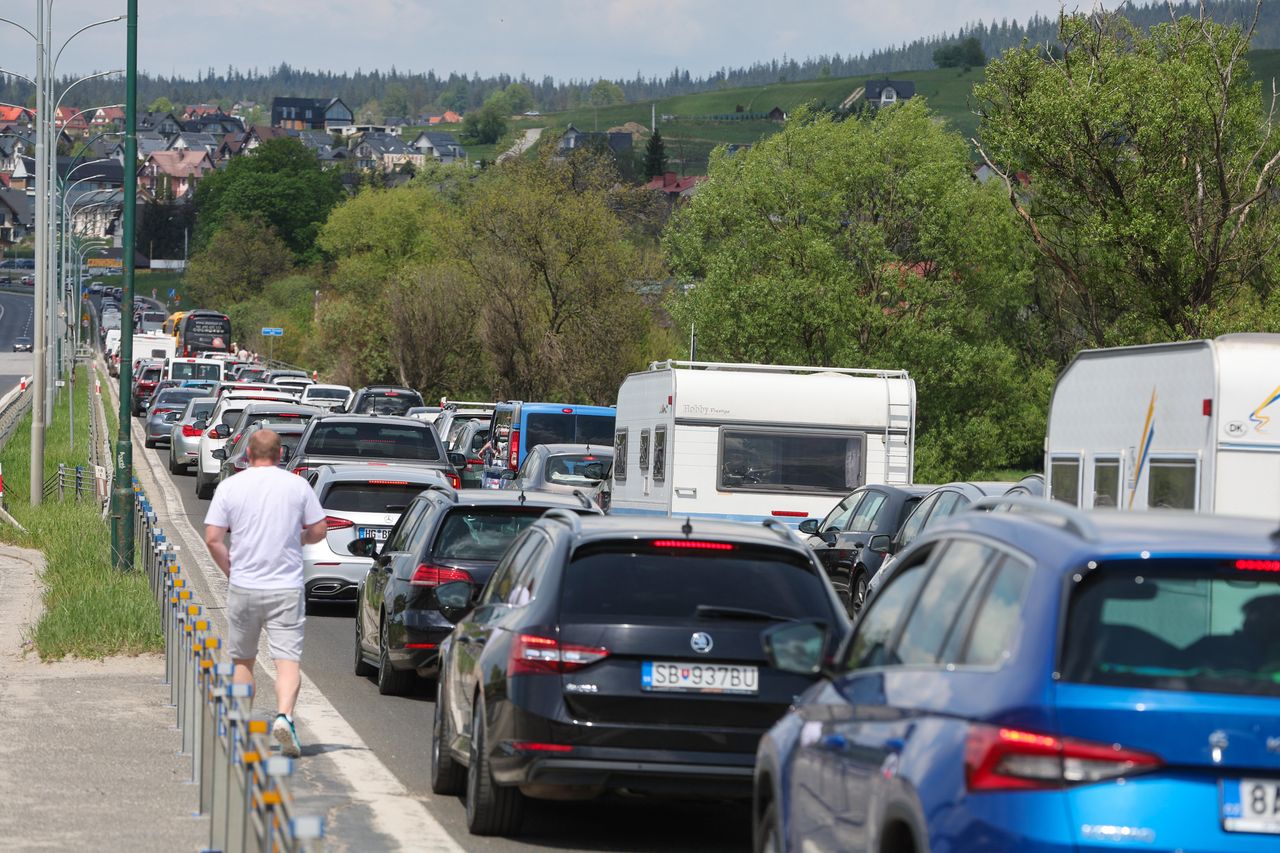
[{"xmin": 2, "ymin": 0, "xmax": 1277, "ymax": 115}]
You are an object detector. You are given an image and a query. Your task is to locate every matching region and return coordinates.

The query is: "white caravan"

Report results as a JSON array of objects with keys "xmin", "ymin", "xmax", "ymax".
[
  {"xmin": 1045, "ymin": 333, "xmax": 1280, "ymax": 519},
  {"xmin": 609, "ymin": 360, "xmax": 916, "ymax": 526}
]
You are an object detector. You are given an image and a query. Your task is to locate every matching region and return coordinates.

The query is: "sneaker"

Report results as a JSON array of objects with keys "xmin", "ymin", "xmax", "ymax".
[{"xmin": 272, "ymin": 714, "xmax": 301, "ymax": 758}]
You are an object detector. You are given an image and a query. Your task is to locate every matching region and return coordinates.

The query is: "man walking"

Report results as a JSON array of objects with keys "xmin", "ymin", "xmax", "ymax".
[{"xmin": 204, "ymin": 429, "xmax": 326, "ymax": 758}]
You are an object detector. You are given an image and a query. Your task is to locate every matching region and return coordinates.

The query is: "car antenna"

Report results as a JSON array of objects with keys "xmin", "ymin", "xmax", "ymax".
[
  {"xmin": 682, "ymin": 516, "xmax": 692, "ymax": 537},
  {"xmin": 519, "ymin": 486, "xmax": 527, "ymax": 505}
]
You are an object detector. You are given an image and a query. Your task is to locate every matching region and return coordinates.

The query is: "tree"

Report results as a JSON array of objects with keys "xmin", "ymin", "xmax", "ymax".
[
  {"xmin": 664, "ymin": 103, "xmax": 1047, "ymax": 478},
  {"xmin": 192, "ymin": 137, "xmax": 345, "ymax": 262},
  {"xmin": 148, "ymin": 96, "xmax": 175, "ymax": 113},
  {"xmin": 974, "ymin": 7, "xmax": 1280, "ymax": 351},
  {"xmin": 588, "ymin": 80, "xmax": 626, "ymax": 107},
  {"xmin": 933, "ymin": 37, "xmax": 987, "ymax": 69},
  {"xmin": 382, "ymin": 83, "xmax": 410, "ymax": 119},
  {"xmin": 185, "ymin": 215, "xmax": 293, "ymax": 307},
  {"xmin": 644, "ymin": 129, "xmax": 668, "ymax": 180},
  {"xmin": 461, "ymin": 92, "xmax": 509, "ymax": 145},
  {"xmin": 503, "ymin": 83, "xmax": 534, "ymax": 114}
]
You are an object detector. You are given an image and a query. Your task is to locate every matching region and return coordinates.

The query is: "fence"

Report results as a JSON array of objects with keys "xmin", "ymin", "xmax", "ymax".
[
  {"xmin": 41, "ymin": 462, "xmax": 108, "ymax": 504},
  {"xmin": 135, "ymin": 482, "xmax": 326, "ymax": 853}
]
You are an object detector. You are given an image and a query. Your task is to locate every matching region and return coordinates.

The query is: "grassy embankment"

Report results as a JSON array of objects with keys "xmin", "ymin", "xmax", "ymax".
[{"xmin": 0, "ymin": 365, "xmax": 160, "ymax": 659}]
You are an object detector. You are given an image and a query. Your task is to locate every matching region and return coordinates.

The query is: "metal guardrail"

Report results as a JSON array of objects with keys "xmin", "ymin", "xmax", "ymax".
[
  {"xmin": 41, "ymin": 462, "xmax": 104, "ymax": 503},
  {"xmin": 134, "ymin": 482, "xmax": 326, "ymax": 853},
  {"xmin": 0, "ymin": 379, "xmax": 33, "ymax": 449}
]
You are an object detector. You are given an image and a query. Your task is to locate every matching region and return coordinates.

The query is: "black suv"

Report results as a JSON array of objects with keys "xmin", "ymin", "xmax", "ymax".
[
  {"xmin": 430, "ymin": 515, "xmax": 850, "ymax": 837},
  {"xmin": 352, "ymin": 487, "xmax": 602, "ymax": 695},
  {"xmin": 286, "ymin": 414, "xmax": 461, "ymax": 487},
  {"xmin": 345, "ymin": 385, "xmax": 425, "ymax": 416}
]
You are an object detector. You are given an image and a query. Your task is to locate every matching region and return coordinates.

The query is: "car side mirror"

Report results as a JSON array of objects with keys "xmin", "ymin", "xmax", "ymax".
[
  {"xmin": 194, "ymin": 419, "xmax": 208, "ymax": 431},
  {"xmin": 819, "ymin": 529, "xmax": 839, "ymax": 547},
  {"xmin": 868, "ymin": 534, "xmax": 893, "ymax": 555},
  {"xmin": 211, "ymin": 448, "xmax": 227, "ymax": 460},
  {"xmin": 347, "ymin": 537, "xmax": 378, "ymax": 558},
  {"xmin": 213, "ymin": 424, "xmax": 231, "ymax": 439},
  {"xmin": 797, "ymin": 518, "xmax": 819, "ymax": 535},
  {"xmin": 761, "ymin": 620, "xmax": 828, "ymax": 676},
  {"xmin": 447, "ymin": 451, "xmax": 467, "ymax": 470},
  {"xmin": 435, "ymin": 580, "xmax": 474, "ymax": 624},
  {"xmin": 164, "ymin": 411, "xmax": 182, "ymax": 422},
  {"xmin": 279, "ymin": 445, "xmax": 293, "ymax": 463}
]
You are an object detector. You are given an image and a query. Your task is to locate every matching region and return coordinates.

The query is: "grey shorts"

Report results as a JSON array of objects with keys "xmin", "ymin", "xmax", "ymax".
[{"xmin": 227, "ymin": 585, "xmax": 305, "ymax": 661}]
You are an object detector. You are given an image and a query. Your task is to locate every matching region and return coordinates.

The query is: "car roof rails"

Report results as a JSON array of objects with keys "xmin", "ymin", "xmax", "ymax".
[
  {"xmin": 542, "ymin": 508, "xmax": 583, "ymax": 534},
  {"xmin": 570, "ymin": 489, "xmax": 595, "ymax": 510},
  {"xmin": 760, "ymin": 517, "xmax": 797, "ymax": 542},
  {"xmin": 971, "ymin": 496, "xmax": 1098, "ymax": 541},
  {"xmin": 425, "ymin": 482, "xmax": 459, "ymax": 503}
]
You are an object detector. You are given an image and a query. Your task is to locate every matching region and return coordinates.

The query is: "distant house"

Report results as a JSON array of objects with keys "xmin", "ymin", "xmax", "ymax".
[
  {"xmin": 183, "ymin": 113, "xmax": 245, "ymax": 136},
  {"xmin": 0, "ymin": 187, "xmax": 33, "ymax": 244},
  {"xmin": 53, "ymin": 106, "xmax": 90, "ymax": 135},
  {"xmin": 242, "ymin": 125, "xmax": 289, "ymax": 153},
  {"xmin": 59, "ymin": 157, "xmax": 124, "ymax": 189},
  {"xmin": 271, "ymin": 97, "xmax": 354, "ymax": 131},
  {"xmin": 863, "ymin": 79, "xmax": 916, "ymax": 107},
  {"xmin": 645, "ymin": 171, "xmax": 707, "ymax": 203},
  {"xmin": 428, "ymin": 110, "xmax": 463, "ymax": 125},
  {"xmin": 183, "ymin": 104, "xmax": 221, "ymax": 121},
  {"xmin": 91, "ymin": 106, "xmax": 125, "ymax": 128},
  {"xmin": 138, "ymin": 150, "xmax": 214, "ymax": 199},
  {"xmin": 167, "ymin": 132, "xmax": 221, "ymax": 157},
  {"xmin": 352, "ymin": 133, "xmax": 423, "ymax": 172},
  {"xmin": 557, "ymin": 125, "xmax": 633, "ymax": 157},
  {"xmin": 382, "ymin": 116, "xmax": 408, "ymax": 133},
  {"xmin": 0, "ymin": 106, "xmax": 34, "ymax": 128},
  {"xmin": 411, "ymin": 131, "xmax": 466, "ymax": 164},
  {"xmin": 137, "ymin": 111, "xmax": 183, "ymax": 136},
  {"xmin": 0, "ymin": 135, "xmax": 27, "ymax": 173},
  {"xmin": 766, "ymin": 106, "xmax": 787, "ymax": 123}
]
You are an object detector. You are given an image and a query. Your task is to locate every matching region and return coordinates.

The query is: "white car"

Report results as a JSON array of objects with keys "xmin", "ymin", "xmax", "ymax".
[
  {"xmin": 300, "ymin": 383, "xmax": 352, "ymax": 411},
  {"xmin": 194, "ymin": 390, "xmax": 299, "ymax": 499}
]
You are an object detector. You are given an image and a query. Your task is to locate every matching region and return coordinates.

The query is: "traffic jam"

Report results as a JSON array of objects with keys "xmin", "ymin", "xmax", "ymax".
[{"xmin": 115, "ymin": 301, "xmax": 1280, "ymax": 852}]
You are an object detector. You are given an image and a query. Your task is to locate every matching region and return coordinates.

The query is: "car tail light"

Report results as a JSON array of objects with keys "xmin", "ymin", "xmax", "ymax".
[
  {"xmin": 409, "ymin": 564, "xmax": 472, "ymax": 587},
  {"xmin": 292, "ymin": 466, "xmax": 311, "ymax": 476},
  {"xmin": 367, "ymin": 479, "xmax": 408, "ymax": 485},
  {"xmin": 1236, "ymin": 559, "xmax": 1280, "ymax": 573},
  {"xmin": 651, "ymin": 539, "xmax": 736, "ymax": 551},
  {"xmin": 964, "ymin": 725, "xmax": 1162, "ymax": 792},
  {"xmin": 446, "ymin": 470, "xmax": 461, "ymax": 489},
  {"xmin": 467, "ymin": 457, "xmax": 483, "ymax": 465},
  {"xmin": 509, "ymin": 632, "xmax": 609, "ymax": 675},
  {"xmin": 508, "ymin": 430, "xmax": 520, "ymax": 470},
  {"xmin": 181, "ymin": 424, "xmax": 202, "ymax": 437},
  {"xmin": 510, "ymin": 741, "xmax": 573, "ymax": 753},
  {"xmin": 325, "ymin": 516, "xmax": 354, "ymax": 530}
]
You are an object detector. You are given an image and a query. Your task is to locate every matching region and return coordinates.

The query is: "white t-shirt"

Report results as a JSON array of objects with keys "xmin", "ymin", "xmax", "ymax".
[{"xmin": 205, "ymin": 465, "xmax": 326, "ymax": 590}]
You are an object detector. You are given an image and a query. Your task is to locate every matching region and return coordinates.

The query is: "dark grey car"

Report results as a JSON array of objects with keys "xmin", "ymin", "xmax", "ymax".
[
  {"xmin": 286, "ymin": 414, "xmax": 462, "ymax": 488},
  {"xmin": 144, "ymin": 388, "xmax": 208, "ymax": 448}
]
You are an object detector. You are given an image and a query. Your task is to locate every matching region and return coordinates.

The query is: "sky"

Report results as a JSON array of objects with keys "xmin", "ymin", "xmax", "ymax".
[{"xmin": 0, "ymin": 1, "xmax": 1083, "ymax": 82}]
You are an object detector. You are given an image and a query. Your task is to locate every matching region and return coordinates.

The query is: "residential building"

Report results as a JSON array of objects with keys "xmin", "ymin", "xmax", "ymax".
[
  {"xmin": 167, "ymin": 132, "xmax": 221, "ymax": 157},
  {"xmin": 91, "ymin": 106, "xmax": 125, "ymax": 128},
  {"xmin": 138, "ymin": 112, "xmax": 183, "ymax": 136},
  {"xmin": 0, "ymin": 106, "xmax": 35, "ymax": 128},
  {"xmin": 53, "ymin": 106, "xmax": 90, "ymax": 135},
  {"xmin": 270, "ymin": 97, "xmax": 353, "ymax": 131},
  {"xmin": 645, "ymin": 171, "xmax": 707, "ymax": 203},
  {"xmin": 557, "ymin": 125, "xmax": 634, "ymax": 157},
  {"xmin": 0, "ymin": 135, "xmax": 27, "ymax": 173},
  {"xmin": 863, "ymin": 79, "xmax": 916, "ymax": 107},
  {"xmin": 351, "ymin": 133, "xmax": 423, "ymax": 172},
  {"xmin": 138, "ymin": 150, "xmax": 214, "ymax": 199},
  {"xmin": 410, "ymin": 131, "xmax": 466, "ymax": 163},
  {"xmin": 428, "ymin": 110, "xmax": 463, "ymax": 125},
  {"xmin": 0, "ymin": 187, "xmax": 33, "ymax": 245}
]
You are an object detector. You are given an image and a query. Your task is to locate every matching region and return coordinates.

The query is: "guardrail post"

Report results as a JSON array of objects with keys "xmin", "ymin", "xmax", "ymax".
[
  {"xmin": 57, "ymin": 463, "xmax": 65, "ymax": 501},
  {"xmin": 182, "ymin": 605, "xmax": 202, "ymax": 755},
  {"xmin": 75, "ymin": 465, "xmax": 83, "ymax": 500},
  {"xmin": 201, "ymin": 661, "xmax": 231, "ymax": 816}
]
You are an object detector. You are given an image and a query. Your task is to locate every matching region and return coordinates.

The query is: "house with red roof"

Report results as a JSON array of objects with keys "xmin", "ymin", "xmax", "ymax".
[
  {"xmin": 0, "ymin": 106, "xmax": 34, "ymax": 127},
  {"xmin": 54, "ymin": 106, "xmax": 90, "ymax": 135},
  {"xmin": 91, "ymin": 106, "xmax": 125, "ymax": 128},
  {"xmin": 138, "ymin": 150, "xmax": 214, "ymax": 199},
  {"xmin": 645, "ymin": 171, "xmax": 707, "ymax": 203}
]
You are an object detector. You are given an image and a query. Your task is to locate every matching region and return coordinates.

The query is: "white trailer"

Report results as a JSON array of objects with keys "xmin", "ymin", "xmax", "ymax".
[
  {"xmin": 609, "ymin": 360, "xmax": 916, "ymax": 526},
  {"xmin": 133, "ymin": 332, "xmax": 174, "ymax": 363},
  {"xmin": 1045, "ymin": 333, "xmax": 1280, "ymax": 519}
]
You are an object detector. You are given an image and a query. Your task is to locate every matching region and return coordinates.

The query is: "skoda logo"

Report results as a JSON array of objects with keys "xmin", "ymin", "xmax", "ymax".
[{"xmin": 690, "ymin": 632, "xmax": 714, "ymax": 654}]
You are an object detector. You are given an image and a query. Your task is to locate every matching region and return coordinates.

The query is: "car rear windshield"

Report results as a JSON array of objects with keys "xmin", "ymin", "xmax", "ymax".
[
  {"xmin": 304, "ymin": 422, "xmax": 440, "ymax": 461},
  {"xmin": 546, "ymin": 454, "xmax": 611, "ymax": 486},
  {"xmin": 432, "ymin": 507, "xmax": 550, "ymax": 560},
  {"xmin": 156, "ymin": 390, "xmax": 204, "ymax": 406},
  {"xmin": 186, "ymin": 402, "xmax": 214, "ymax": 419},
  {"xmin": 353, "ymin": 391, "xmax": 423, "ymax": 415},
  {"xmin": 560, "ymin": 543, "xmax": 832, "ymax": 622},
  {"xmin": 1061, "ymin": 559, "xmax": 1280, "ymax": 697},
  {"xmin": 305, "ymin": 388, "xmax": 348, "ymax": 400},
  {"xmin": 141, "ymin": 367, "xmax": 161, "ymax": 381},
  {"xmin": 321, "ymin": 481, "xmax": 429, "ymax": 513},
  {"xmin": 525, "ymin": 413, "xmax": 615, "ymax": 447},
  {"xmin": 171, "ymin": 362, "xmax": 221, "ymax": 381},
  {"xmin": 231, "ymin": 410, "xmax": 314, "ymax": 431}
]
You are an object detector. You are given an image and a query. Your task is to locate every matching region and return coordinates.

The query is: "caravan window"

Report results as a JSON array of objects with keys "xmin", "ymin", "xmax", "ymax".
[
  {"xmin": 1148, "ymin": 458, "xmax": 1197, "ymax": 510},
  {"xmin": 1093, "ymin": 458, "xmax": 1120, "ymax": 508},
  {"xmin": 1050, "ymin": 457, "xmax": 1081, "ymax": 506},
  {"xmin": 639, "ymin": 428, "xmax": 651, "ymax": 473},
  {"xmin": 719, "ymin": 429, "xmax": 863, "ymax": 494},
  {"xmin": 653, "ymin": 427, "xmax": 667, "ymax": 484},
  {"xmin": 613, "ymin": 429, "xmax": 627, "ymax": 483}
]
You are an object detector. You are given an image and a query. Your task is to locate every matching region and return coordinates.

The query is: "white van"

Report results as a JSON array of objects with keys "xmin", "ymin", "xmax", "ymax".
[
  {"xmin": 164, "ymin": 356, "xmax": 223, "ymax": 384},
  {"xmin": 610, "ymin": 360, "xmax": 916, "ymax": 526},
  {"xmin": 103, "ymin": 329, "xmax": 121, "ymax": 356},
  {"xmin": 1045, "ymin": 333, "xmax": 1280, "ymax": 519}
]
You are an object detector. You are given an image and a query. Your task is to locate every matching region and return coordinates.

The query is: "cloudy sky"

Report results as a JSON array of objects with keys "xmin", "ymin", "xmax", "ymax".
[{"xmin": 0, "ymin": 1, "xmax": 1082, "ymax": 81}]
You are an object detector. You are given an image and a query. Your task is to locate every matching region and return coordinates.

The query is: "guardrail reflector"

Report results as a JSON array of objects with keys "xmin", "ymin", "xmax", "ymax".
[
  {"xmin": 200, "ymin": 659, "xmax": 214, "ymax": 669},
  {"xmin": 168, "ymin": 565, "xmax": 179, "ymax": 573},
  {"xmin": 261, "ymin": 790, "xmax": 283, "ymax": 806},
  {"xmin": 195, "ymin": 620, "xmax": 208, "ymax": 631},
  {"xmin": 179, "ymin": 591, "xmax": 191, "ymax": 601},
  {"xmin": 248, "ymin": 720, "xmax": 269, "ymax": 734},
  {"xmin": 243, "ymin": 751, "xmax": 261, "ymax": 764},
  {"xmin": 186, "ymin": 603, "xmax": 199, "ymax": 614},
  {"xmin": 205, "ymin": 637, "xmax": 219, "ymax": 650},
  {"xmin": 172, "ymin": 578, "xmax": 184, "ymax": 588}
]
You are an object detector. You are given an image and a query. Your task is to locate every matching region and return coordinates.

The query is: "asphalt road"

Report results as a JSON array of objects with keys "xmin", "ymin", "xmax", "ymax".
[
  {"xmin": 132, "ymin": 396, "xmax": 753, "ymax": 850},
  {"xmin": 0, "ymin": 289, "xmax": 36, "ymax": 391}
]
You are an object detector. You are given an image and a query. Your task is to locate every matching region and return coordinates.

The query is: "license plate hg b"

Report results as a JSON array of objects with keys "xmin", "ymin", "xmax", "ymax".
[{"xmin": 357, "ymin": 526, "xmax": 390, "ymax": 542}]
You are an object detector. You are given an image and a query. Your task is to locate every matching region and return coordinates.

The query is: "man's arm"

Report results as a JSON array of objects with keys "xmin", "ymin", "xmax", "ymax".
[
  {"xmin": 204, "ymin": 524, "xmax": 231, "ymax": 578},
  {"xmin": 301, "ymin": 518, "xmax": 327, "ymax": 546}
]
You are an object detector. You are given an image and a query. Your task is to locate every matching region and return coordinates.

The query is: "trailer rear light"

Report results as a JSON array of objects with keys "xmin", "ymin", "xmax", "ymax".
[
  {"xmin": 510, "ymin": 742, "xmax": 573, "ymax": 753},
  {"xmin": 1235, "ymin": 558, "xmax": 1280, "ymax": 573},
  {"xmin": 409, "ymin": 564, "xmax": 472, "ymax": 587},
  {"xmin": 1203, "ymin": 398, "xmax": 1213, "ymax": 416},
  {"xmin": 651, "ymin": 539, "xmax": 736, "ymax": 551},
  {"xmin": 771, "ymin": 510, "xmax": 808, "ymax": 518},
  {"xmin": 510, "ymin": 633, "xmax": 609, "ymax": 675},
  {"xmin": 325, "ymin": 516, "xmax": 354, "ymax": 530},
  {"xmin": 964, "ymin": 724, "xmax": 1162, "ymax": 792}
]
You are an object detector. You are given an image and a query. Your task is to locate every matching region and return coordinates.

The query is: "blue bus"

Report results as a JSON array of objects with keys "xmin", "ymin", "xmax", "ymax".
[{"xmin": 484, "ymin": 401, "xmax": 615, "ymax": 488}]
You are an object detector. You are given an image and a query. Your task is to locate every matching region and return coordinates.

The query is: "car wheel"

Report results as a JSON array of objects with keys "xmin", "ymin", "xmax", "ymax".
[
  {"xmin": 144, "ymin": 437, "xmax": 155, "ymax": 449},
  {"xmin": 168, "ymin": 452, "xmax": 181, "ymax": 474},
  {"xmin": 353, "ymin": 611, "xmax": 375, "ymax": 678},
  {"xmin": 465, "ymin": 697, "xmax": 524, "ymax": 836},
  {"xmin": 376, "ymin": 617, "xmax": 414, "ymax": 696},
  {"xmin": 195, "ymin": 471, "xmax": 214, "ymax": 500},
  {"xmin": 754, "ymin": 800, "xmax": 782, "ymax": 853},
  {"xmin": 431, "ymin": 677, "xmax": 466, "ymax": 794},
  {"xmin": 850, "ymin": 567, "xmax": 870, "ymax": 617}
]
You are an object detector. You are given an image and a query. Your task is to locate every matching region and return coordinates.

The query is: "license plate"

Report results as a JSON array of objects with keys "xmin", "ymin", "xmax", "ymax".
[
  {"xmin": 641, "ymin": 661, "xmax": 758, "ymax": 695},
  {"xmin": 1223, "ymin": 778, "xmax": 1280, "ymax": 834},
  {"xmin": 356, "ymin": 526, "xmax": 390, "ymax": 542}
]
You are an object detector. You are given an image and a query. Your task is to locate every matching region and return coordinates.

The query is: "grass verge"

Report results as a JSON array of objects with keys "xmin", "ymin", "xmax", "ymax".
[{"xmin": 0, "ymin": 365, "xmax": 161, "ymax": 659}]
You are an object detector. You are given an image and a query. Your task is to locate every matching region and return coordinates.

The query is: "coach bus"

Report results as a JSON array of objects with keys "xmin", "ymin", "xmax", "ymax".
[{"xmin": 176, "ymin": 309, "xmax": 231, "ymax": 356}]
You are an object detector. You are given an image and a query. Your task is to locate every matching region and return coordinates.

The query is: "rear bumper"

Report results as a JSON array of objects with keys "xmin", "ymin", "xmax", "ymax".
[
  {"xmin": 490, "ymin": 744, "xmax": 754, "ymax": 798},
  {"xmin": 387, "ymin": 606, "xmax": 453, "ymax": 674}
]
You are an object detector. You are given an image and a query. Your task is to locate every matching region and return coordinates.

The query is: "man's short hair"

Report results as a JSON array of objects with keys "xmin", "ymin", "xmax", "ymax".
[{"xmin": 247, "ymin": 428, "xmax": 281, "ymax": 463}]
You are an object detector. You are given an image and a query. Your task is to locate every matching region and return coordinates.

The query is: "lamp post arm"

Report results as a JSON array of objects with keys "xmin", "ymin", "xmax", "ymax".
[
  {"xmin": 53, "ymin": 17, "xmax": 125, "ymax": 75},
  {"xmin": 0, "ymin": 16, "xmax": 37, "ymax": 41}
]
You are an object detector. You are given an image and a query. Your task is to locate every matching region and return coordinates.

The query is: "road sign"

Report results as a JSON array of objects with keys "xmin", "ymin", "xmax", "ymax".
[
  {"xmin": 260, "ymin": 327, "xmax": 284, "ymax": 337},
  {"xmin": 168, "ymin": 288, "xmax": 176, "ymax": 298}
]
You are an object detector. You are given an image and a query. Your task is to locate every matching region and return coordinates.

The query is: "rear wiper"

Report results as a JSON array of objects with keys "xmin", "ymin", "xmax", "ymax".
[{"xmin": 695, "ymin": 605, "xmax": 795, "ymax": 623}]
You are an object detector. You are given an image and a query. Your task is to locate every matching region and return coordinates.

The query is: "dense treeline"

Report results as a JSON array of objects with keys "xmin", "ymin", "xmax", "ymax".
[{"xmin": 1, "ymin": 2, "xmax": 1276, "ymax": 115}]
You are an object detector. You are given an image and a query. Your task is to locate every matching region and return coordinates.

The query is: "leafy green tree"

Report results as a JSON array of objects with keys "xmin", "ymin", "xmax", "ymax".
[
  {"xmin": 588, "ymin": 80, "xmax": 626, "ymax": 107},
  {"xmin": 382, "ymin": 82, "xmax": 410, "ymax": 119},
  {"xmin": 933, "ymin": 37, "xmax": 986, "ymax": 68},
  {"xmin": 147, "ymin": 96, "xmax": 175, "ymax": 113},
  {"xmin": 461, "ymin": 92, "xmax": 509, "ymax": 145},
  {"xmin": 503, "ymin": 83, "xmax": 535, "ymax": 114},
  {"xmin": 665, "ymin": 103, "xmax": 1047, "ymax": 477},
  {"xmin": 644, "ymin": 128, "xmax": 668, "ymax": 180},
  {"xmin": 185, "ymin": 215, "xmax": 293, "ymax": 307},
  {"xmin": 975, "ymin": 9, "xmax": 1280, "ymax": 350},
  {"xmin": 192, "ymin": 137, "xmax": 344, "ymax": 262}
]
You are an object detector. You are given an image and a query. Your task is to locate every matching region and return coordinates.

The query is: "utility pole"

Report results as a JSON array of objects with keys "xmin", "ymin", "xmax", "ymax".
[
  {"xmin": 110, "ymin": 0, "xmax": 137, "ymax": 570},
  {"xmin": 30, "ymin": 1, "xmax": 47, "ymax": 504}
]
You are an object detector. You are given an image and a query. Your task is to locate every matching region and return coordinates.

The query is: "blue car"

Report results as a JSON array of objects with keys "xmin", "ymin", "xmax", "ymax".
[{"xmin": 754, "ymin": 499, "xmax": 1280, "ymax": 852}]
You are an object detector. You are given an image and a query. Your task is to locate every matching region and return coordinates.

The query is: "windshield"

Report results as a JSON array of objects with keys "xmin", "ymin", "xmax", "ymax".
[
  {"xmin": 1062, "ymin": 560, "xmax": 1280, "ymax": 698},
  {"xmin": 560, "ymin": 544, "xmax": 831, "ymax": 621},
  {"xmin": 304, "ymin": 421, "xmax": 441, "ymax": 460},
  {"xmin": 140, "ymin": 367, "xmax": 161, "ymax": 382},
  {"xmin": 432, "ymin": 507, "xmax": 548, "ymax": 560},
  {"xmin": 171, "ymin": 362, "xmax": 221, "ymax": 381},
  {"xmin": 354, "ymin": 392, "xmax": 422, "ymax": 415},
  {"xmin": 546, "ymin": 453, "xmax": 612, "ymax": 486},
  {"xmin": 321, "ymin": 481, "xmax": 429, "ymax": 513},
  {"xmin": 720, "ymin": 429, "xmax": 863, "ymax": 494}
]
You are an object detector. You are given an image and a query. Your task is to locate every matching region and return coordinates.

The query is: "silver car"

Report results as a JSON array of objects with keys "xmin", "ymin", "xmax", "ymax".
[
  {"xmin": 167, "ymin": 396, "xmax": 216, "ymax": 474},
  {"xmin": 300, "ymin": 464, "xmax": 449, "ymax": 605},
  {"xmin": 504, "ymin": 442, "xmax": 613, "ymax": 506},
  {"xmin": 144, "ymin": 388, "xmax": 210, "ymax": 448}
]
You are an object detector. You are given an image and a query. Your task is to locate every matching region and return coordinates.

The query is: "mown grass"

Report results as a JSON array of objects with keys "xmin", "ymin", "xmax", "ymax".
[{"xmin": 0, "ymin": 365, "xmax": 161, "ymax": 659}]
